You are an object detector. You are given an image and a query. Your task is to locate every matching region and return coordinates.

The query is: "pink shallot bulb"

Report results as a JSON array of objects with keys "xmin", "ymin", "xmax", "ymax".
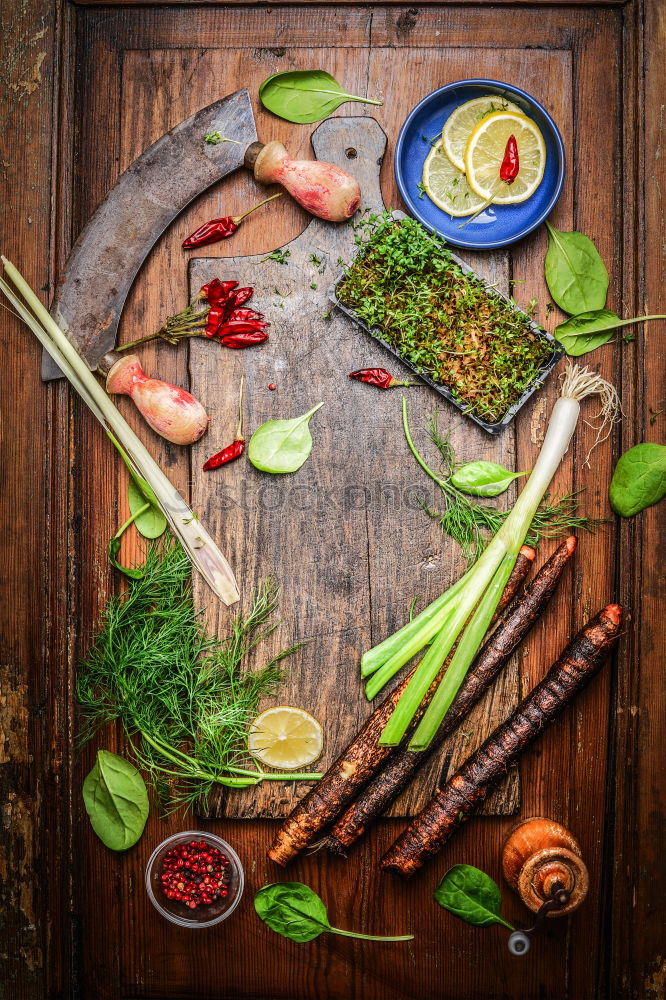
[
  {"xmin": 246, "ymin": 140, "xmax": 361, "ymax": 222},
  {"xmin": 105, "ymin": 354, "xmax": 209, "ymax": 445}
]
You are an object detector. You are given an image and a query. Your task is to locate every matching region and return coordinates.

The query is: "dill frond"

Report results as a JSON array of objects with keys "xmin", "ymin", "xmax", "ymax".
[
  {"xmin": 77, "ymin": 538, "xmax": 316, "ymax": 810},
  {"xmin": 407, "ymin": 410, "xmax": 602, "ymax": 563}
]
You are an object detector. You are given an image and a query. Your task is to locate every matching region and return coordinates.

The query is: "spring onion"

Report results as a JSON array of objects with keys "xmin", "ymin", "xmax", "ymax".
[
  {"xmin": 0, "ymin": 256, "xmax": 240, "ymax": 606},
  {"xmin": 369, "ymin": 364, "xmax": 620, "ymax": 750}
]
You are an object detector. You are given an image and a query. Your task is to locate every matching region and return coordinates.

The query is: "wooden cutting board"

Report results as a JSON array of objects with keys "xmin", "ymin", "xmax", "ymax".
[{"xmin": 190, "ymin": 116, "xmax": 520, "ymax": 819}]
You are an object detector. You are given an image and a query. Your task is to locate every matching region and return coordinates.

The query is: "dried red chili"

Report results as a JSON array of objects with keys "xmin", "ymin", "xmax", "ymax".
[
  {"xmin": 228, "ymin": 307, "xmax": 264, "ymax": 323},
  {"xmin": 499, "ymin": 135, "xmax": 519, "ymax": 184},
  {"xmin": 202, "ymin": 279, "xmax": 238, "ymax": 304},
  {"xmin": 218, "ymin": 329, "xmax": 269, "ymax": 349},
  {"xmin": 349, "ymin": 367, "xmax": 417, "ymax": 389},
  {"xmin": 117, "ymin": 281, "xmax": 269, "ymax": 352},
  {"xmin": 182, "ymin": 193, "xmax": 283, "ymax": 249},
  {"xmin": 228, "ymin": 287, "xmax": 254, "ymax": 309},
  {"xmin": 203, "ymin": 377, "xmax": 245, "ymax": 471}
]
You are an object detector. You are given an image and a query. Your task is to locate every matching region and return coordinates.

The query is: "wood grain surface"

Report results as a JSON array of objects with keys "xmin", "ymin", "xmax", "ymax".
[
  {"xmin": 0, "ymin": 2, "xmax": 664, "ymax": 999},
  {"xmin": 188, "ymin": 112, "xmax": 521, "ymax": 821}
]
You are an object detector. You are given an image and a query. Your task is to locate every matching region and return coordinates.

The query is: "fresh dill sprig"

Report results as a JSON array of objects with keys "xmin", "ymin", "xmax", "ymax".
[
  {"xmin": 407, "ymin": 410, "xmax": 601, "ymax": 563},
  {"xmin": 77, "ymin": 539, "xmax": 319, "ymax": 810}
]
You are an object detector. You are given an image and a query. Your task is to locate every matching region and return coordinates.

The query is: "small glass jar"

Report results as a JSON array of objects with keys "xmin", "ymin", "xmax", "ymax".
[{"xmin": 145, "ymin": 830, "xmax": 244, "ymax": 928}]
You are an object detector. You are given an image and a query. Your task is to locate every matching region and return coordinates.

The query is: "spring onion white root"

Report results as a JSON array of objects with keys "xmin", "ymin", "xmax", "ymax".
[
  {"xmin": 1, "ymin": 256, "xmax": 240, "ymax": 606},
  {"xmin": 372, "ymin": 365, "xmax": 620, "ymax": 750}
]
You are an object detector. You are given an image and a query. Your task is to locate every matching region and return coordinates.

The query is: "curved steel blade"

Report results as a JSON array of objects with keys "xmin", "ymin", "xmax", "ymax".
[{"xmin": 43, "ymin": 89, "xmax": 257, "ymax": 380}]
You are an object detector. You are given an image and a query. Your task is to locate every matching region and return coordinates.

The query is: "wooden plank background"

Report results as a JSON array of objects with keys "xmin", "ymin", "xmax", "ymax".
[{"xmin": 0, "ymin": 2, "xmax": 663, "ymax": 998}]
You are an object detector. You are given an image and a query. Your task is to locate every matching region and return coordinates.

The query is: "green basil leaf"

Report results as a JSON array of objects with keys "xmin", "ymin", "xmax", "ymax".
[
  {"xmin": 248, "ymin": 403, "xmax": 323, "ymax": 474},
  {"xmin": 451, "ymin": 461, "xmax": 527, "ymax": 497},
  {"xmin": 259, "ymin": 70, "xmax": 382, "ymax": 124},
  {"xmin": 555, "ymin": 310, "xmax": 666, "ymax": 358},
  {"xmin": 609, "ymin": 442, "xmax": 666, "ymax": 517},
  {"xmin": 544, "ymin": 221, "xmax": 609, "ymax": 315},
  {"xmin": 107, "ymin": 536, "xmax": 145, "ymax": 580},
  {"xmin": 128, "ymin": 475, "xmax": 167, "ymax": 539},
  {"xmin": 434, "ymin": 865, "xmax": 514, "ymax": 930},
  {"xmin": 254, "ymin": 883, "xmax": 331, "ymax": 941},
  {"xmin": 82, "ymin": 749, "xmax": 149, "ymax": 851}
]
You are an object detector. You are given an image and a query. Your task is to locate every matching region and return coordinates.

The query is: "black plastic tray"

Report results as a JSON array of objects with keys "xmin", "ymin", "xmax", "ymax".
[{"xmin": 329, "ymin": 229, "xmax": 564, "ymax": 435}]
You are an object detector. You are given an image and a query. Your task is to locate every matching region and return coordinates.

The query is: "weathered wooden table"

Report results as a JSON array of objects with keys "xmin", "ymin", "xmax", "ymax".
[{"xmin": 1, "ymin": 2, "xmax": 664, "ymax": 998}]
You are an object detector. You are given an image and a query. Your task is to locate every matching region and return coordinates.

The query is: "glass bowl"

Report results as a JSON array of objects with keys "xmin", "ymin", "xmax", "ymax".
[{"xmin": 145, "ymin": 830, "xmax": 244, "ymax": 927}]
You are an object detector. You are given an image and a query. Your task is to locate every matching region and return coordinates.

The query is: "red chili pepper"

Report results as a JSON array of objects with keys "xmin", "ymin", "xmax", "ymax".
[
  {"xmin": 227, "ymin": 287, "xmax": 254, "ymax": 310},
  {"xmin": 202, "ymin": 279, "xmax": 237, "ymax": 304},
  {"xmin": 499, "ymin": 135, "xmax": 519, "ymax": 184},
  {"xmin": 228, "ymin": 307, "xmax": 265, "ymax": 323},
  {"xmin": 183, "ymin": 194, "xmax": 283, "ymax": 250},
  {"xmin": 203, "ymin": 377, "xmax": 245, "ymax": 470},
  {"xmin": 121, "ymin": 280, "xmax": 268, "ymax": 351},
  {"xmin": 349, "ymin": 367, "xmax": 417, "ymax": 389},
  {"xmin": 203, "ymin": 438, "xmax": 245, "ymax": 468},
  {"xmin": 204, "ymin": 303, "xmax": 227, "ymax": 337},
  {"xmin": 219, "ymin": 329, "xmax": 269, "ymax": 348}
]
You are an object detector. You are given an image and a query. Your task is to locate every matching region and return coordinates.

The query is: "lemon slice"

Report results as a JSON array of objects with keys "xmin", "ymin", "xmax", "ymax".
[
  {"xmin": 464, "ymin": 111, "xmax": 546, "ymax": 204},
  {"xmin": 248, "ymin": 706, "xmax": 323, "ymax": 770},
  {"xmin": 442, "ymin": 95, "xmax": 522, "ymax": 171},
  {"xmin": 422, "ymin": 140, "xmax": 487, "ymax": 217}
]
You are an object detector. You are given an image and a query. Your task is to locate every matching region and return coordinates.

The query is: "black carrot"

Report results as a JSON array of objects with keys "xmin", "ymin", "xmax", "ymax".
[
  {"xmin": 380, "ymin": 603, "xmax": 623, "ymax": 876},
  {"xmin": 267, "ymin": 547, "xmax": 535, "ymax": 867},
  {"xmin": 326, "ymin": 537, "xmax": 577, "ymax": 856}
]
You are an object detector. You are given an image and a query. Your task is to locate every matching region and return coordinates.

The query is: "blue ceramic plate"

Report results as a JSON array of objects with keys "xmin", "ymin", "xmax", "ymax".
[{"xmin": 395, "ymin": 80, "xmax": 565, "ymax": 250}]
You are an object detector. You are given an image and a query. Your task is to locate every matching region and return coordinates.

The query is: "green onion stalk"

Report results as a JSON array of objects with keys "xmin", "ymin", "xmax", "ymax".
[
  {"xmin": 0, "ymin": 257, "xmax": 240, "ymax": 606},
  {"xmin": 368, "ymin": 367, "xmax": 620, "ymax": 750}
]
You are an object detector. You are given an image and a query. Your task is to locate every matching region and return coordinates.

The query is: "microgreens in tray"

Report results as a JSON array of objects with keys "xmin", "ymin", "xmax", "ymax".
[{"xmin": 332, "ymin": 213, "xmax": 562, "ymax": 431}]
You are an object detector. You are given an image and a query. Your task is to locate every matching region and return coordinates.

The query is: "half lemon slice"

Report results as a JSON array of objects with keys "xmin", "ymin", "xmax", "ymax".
[
  {"xmin": 464, "ymin": 111, "xmax": 546, "ymax": 204},
  {"xmin": 248, "ymin": 706, "xmax": 323, "ymax": 770},
  {"xmin": 422, "ymin": 139, "xmax": 487, "ymax": 217},
  {"xmin": 442, "ymin": 95, "xmax": 522, "ymax": 171}
]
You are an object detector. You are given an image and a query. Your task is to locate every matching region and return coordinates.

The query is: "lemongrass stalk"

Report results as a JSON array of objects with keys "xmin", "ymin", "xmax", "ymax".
[
  {"xmin": 1, "ymin": 257, "xmax": 240, "ymax": 605},
  {"xmin": 408, "ymin": 552, "xmax": 517, "ymax": 750}
]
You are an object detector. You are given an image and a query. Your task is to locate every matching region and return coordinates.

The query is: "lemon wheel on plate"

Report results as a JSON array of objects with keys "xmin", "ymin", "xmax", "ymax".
[
  {"xmin": 441, "ymin": 94, "xmax": 523, "ymax": 171},
  {"xmin": 422, "ymin": 140, "xmax": 487, "ymax": 217},
  {"xmin": 464, "ymin": 111, "xmax": 546, "ymax": 204}
]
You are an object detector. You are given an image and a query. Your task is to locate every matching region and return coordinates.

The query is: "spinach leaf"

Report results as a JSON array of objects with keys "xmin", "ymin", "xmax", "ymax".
[
  {"xmin": 555, "ymin": 310, "xmax": 666, "ymax": 357},
  {"xmin": 128, "ymin": 475, "xmax": 167, "ymax": 539},
  {"xmin": 451, "ymin": 461, "xmax": 527, "ymax": 498},
  {"xmin": 609, "ymin": 442, "xmax": 666, "ymax": 517},
  {"xmin": 544, "ymin": 221, "xmax": 609, "ymax": 316},
  {"xmin": 259, "ymin": 70, "xmax": 382, "ymax": 124},
  {"xmin": 107, "ymin": 536, "xmax": 146, "ymax": 580},
  {"xmin": 107, "ymin": 430, "xmax": 166, "ymax": 538},
  {"xmin": 254, "ymin": 882, "xmax": 414, "ymax": 942},
  {"xmin": 434, "ymin": 865, "xmax": 514, "ymax": 930},
  {"xmin": 255, "ymin": 883, "xmax": 331, "ymax": 942},
  {"xmin": 82, "ymin": 749, "xmax": 149, "ymax": 851},
  {"xmin": 248, "ymin": 403, "xmax": 323, "ymax": 474}
]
